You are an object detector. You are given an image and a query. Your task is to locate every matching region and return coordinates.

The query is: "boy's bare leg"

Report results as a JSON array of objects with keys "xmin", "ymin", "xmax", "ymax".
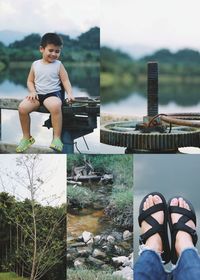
[
  {"xmin": 43, "ymin": 97, "xmax": 62, "ymax": 138},
  {"xmin": 18, "ymin": 99, "xmax": 40, "ymax": 139}
]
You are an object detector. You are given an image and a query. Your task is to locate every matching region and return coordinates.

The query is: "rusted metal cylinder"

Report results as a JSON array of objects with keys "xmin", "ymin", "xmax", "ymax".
[{"xmin": 147, "ymin": 62, "xmax": 158, "ymax": 117}]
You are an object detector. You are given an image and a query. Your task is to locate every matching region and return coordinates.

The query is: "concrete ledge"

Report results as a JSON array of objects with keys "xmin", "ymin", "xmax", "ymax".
[{"xmin": 0, "ymin": 142, "xmax": 55, "ymax": 154}]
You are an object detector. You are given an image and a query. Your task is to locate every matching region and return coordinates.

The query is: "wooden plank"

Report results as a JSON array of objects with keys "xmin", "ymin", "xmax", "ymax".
[{"xmin": 0, "ymin": 98, "xmax": 100, "ymax": 115}]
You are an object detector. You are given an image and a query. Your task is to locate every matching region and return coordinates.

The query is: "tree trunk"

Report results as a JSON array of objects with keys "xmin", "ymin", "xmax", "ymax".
[{"xmin": 30, "ymin": 204, "xmax": 37, "ymax": 280}]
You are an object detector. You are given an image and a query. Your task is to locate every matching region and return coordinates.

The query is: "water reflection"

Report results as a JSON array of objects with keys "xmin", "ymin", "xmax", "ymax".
[
  {"xmin": 102, "ymin": 84, "xmax": 200, "ymax": 106},
  {"xmin": 134, "ymin": 154, "xmax": 200, "ymax": 265},
  {"xmin": 103, "ymin": 92, "xmax": 200, "ymax": 117},
  {"xmin": 0, "ymin": 66, "xmax": 100, "ymax": 97}
]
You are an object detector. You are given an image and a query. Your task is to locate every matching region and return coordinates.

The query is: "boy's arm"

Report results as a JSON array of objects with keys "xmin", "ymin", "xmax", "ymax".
[
  {"xmin": 59, "ymin": 64, "xmax": 75, "ymax": 102},
  {"xmin": 27, "ymin": 66, "xmax": 38, "ymax": 101}
]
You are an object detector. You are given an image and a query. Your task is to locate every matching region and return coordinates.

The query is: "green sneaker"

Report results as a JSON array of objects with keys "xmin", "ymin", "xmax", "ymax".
[
  {"xmin": 50, "ymin": 138, "xmax": 63, "ymax": 152},
  {"xmin": 16, "ymin": 136, "xmax": 35, "ymax": 153}
]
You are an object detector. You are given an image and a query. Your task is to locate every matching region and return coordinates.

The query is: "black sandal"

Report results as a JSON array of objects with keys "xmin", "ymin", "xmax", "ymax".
[
  {"xmin": 138, "ymin": 192, "xmax": 170, "ymax": 264},
  {"xmin": 168, "ymin": 197, "xmax": 198, "ymax": 264}
]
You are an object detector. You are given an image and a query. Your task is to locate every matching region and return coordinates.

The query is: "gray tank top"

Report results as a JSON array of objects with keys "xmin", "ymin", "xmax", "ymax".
[{"xmin": 32, "ymin": 60, "xmax": 61, "ymax": 94}]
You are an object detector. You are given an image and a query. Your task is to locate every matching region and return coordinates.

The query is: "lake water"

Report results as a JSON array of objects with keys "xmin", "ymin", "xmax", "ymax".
[
  {"xmin": 101, "ymin": 84, "xmax": 200, "ymax": 153},
  {"xmin": 134, "ymin": 154, "xmax": 200, "ymax": 269},
  {"xmin": 0, "ymin": 66, "xmax": 118, "ymax": 154}
]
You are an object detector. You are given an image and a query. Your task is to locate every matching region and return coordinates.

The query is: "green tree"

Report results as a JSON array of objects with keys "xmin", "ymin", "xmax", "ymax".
[{"xmin": 0, "ymin": 155, "xmax": 66, "ymax": 280}]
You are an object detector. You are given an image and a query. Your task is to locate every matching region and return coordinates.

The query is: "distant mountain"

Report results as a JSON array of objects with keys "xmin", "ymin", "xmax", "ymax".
[
  {"xmin": 102, "ymin": 43, "xmax": 155, "ymax": 59},
  {"xmin": 0, "ymin": 30, "xmax": 27, "ymax": 45},
  {"xmin": 118, "ymin": 44, "xmax": 155, "ymax": 59}
]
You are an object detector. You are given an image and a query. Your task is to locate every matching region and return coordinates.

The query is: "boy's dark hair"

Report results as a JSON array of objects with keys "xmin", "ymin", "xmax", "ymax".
[{"xmin": 40, "ymin": 33, "xmax": 63, "ymax": 48}]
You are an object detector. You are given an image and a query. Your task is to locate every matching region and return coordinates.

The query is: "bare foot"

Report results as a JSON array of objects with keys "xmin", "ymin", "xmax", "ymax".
[
  {"xmin": 170, "ymin": 197, "xmax": 195, "ymax": 256},
  {"xmin": 141, "ymin": 194, "xmax": 163, "ymax": 253}
]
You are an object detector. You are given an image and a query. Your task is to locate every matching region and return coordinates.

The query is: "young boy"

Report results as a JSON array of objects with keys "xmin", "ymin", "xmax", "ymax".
[{"xmin": 16, "ymin": 33, "xmax": 74, "ymax": 153}]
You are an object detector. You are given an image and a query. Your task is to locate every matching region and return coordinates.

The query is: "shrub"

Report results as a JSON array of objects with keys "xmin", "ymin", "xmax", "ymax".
[{"xmin": 67, "ymin": 185, "xmax": 96, "ymax": 208}]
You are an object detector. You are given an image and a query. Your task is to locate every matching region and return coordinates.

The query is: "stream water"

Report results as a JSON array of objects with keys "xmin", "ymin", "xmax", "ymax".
[{"xmin": 67, "ymin": 209, "xmax": 110, "ymax": 241}]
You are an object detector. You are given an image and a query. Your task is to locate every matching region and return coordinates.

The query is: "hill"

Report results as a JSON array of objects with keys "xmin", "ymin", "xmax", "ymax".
[{"xmin": 0, "ymin": 30, "xmax": 27, "ymax": 46}]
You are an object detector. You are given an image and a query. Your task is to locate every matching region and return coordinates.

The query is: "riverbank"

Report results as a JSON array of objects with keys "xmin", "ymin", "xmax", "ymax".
[
  {"xmin": 67, "ymin": 183, "xmax": 133, "ymax": 279},
  {"xmin": 101, "ymin": 72, "xmax": 200, "ymax": 88}
]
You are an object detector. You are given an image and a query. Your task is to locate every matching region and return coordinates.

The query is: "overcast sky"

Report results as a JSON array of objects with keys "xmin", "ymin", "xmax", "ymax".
[
  {"xmin": 0, "ymin": 0, "xmax": 99, "ymax": 36},
  {"xmin": 101, "ymin": 0, "xmax": 200, "ymax": 53},
  {"xmin": 0, "ymin": 155, "xmax": 66, "ymax": 206}
]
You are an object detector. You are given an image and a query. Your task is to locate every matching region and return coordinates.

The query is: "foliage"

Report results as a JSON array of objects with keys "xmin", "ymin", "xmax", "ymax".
[
  {"xmin": 67, "ymin": 155, "xmax": 133, "ymax": 228},
  {"xmin": 105, "ymin": 189, "xmax": 133, "ymax": 228},
  {"xmin": 9, "ymin": 34, "xmax": 41, "ymax": 49},
  {"xmin": 111, "ymin": 189, "xmax": 133, "ymax": 210},
  {"xmin": 67, "ymin": 185, "xmax": 95, "ymax": 208},
  {"xmin": 142, "ymin": 48, "xmax": 200, "ymax": 65},
  {"xmin": 67, "ymin": 269, "xmax": 124, "ymax": 280},
  {"xmin": 0, "ymin": 155, "xmax": 66, "ymax": 280},
  {"xmin": 0, "ymin": 42, "xmax": 9, "ymax": 66},
  {"xmin": 101, "ymin": 46, "xmax": 200, "ymax": 93},
  {"xmin": 78, "ymin": 27, "xmax": 100, "ymax": 50},
  {"xmin": 67, "ymin": 155, "xmax": 133, "ymax": 188},
  {"xmin": 0, "ymin": 27, "xmax": 100, "ymax": 71},
  {"xmin": 0, "ymin": 192, "xmax": 66, "ymax": 279}
]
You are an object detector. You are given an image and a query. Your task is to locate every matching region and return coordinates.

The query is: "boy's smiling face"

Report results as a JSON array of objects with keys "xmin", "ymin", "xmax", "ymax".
[{"xmin": 40, "ymin": 43, "xmax": 62, "ymax": 63}]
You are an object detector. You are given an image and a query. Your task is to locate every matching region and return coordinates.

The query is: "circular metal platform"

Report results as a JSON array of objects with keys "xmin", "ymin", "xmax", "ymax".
[{"xmin": 100, "ymin": 120, "xmax": 200, "ymax": 153}]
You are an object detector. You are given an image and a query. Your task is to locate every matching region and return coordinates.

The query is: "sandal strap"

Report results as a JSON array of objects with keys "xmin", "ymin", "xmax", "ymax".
[
  {"xmin": 139, "ymin": 203, "xmax": 165, "ymax": 245},
  {"xmin": 138, "ymin": 203, "xmax": 164, "ymax": 226},
  {"xmin": 169, "ymin": 206, "xmax": 196, "ymax": 224},
  {"xmin": 140, "ymin": 223, "xmax": 164, "ymax": 244},
  {"xmin": 169, "ymin": 205, "xmax": 198, "ymax": 246}
]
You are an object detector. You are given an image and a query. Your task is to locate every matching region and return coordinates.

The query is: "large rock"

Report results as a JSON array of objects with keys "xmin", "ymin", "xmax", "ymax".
[
  {"xmin": 82, "ymin": 231, "xmax": 93, "ymax": 243},
  {"xmin": 74, "ymin": 257, "xmax": 86, "ymax": 268},
  {"xmin": 87, "ymin": 255, "xmax": 105, "ymax": 267},
  {"xmin": 77, "ymin": 246, "xmax": 92, "ymax": 257},
  {"xmin": 123, "ymin": 230, "xmax": 133, "ymax": 241},
  {"xmin": 114, "ymin": 245, "xmax": 126, "ymax": 256},
  {"xmin": 107, "ymin": 235, "xmax": 115, "ymax": 243},
  {"xmin": 113, "ymin": 266, "xmax": 133, "ymax": 280},
  {"xmin": 67, "ymin": 252, "xmax": 78, "ymax": 262},
  {"xmin": 92, "ymin": 249, "xmax": 106, "ymax": 259},
  {"xmin": 87, "ymin": 238, "xmax": 94, "ymax": 246},
  {"xmin": 70, "ymin": 242, "xmax": 86, "ymax": 248},
  {"xmin": 94, "ymin": 235, "xmax": 101, "ymax": 244},
  {"xmin": 112, "ymin": 256, "xmax": 129, "ymax": 266}
]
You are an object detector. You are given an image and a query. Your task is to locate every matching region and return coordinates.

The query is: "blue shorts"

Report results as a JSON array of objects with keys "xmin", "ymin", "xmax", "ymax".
[{"xmin": 37, "ymin": 91, "xmax": 63, "ymax": 106}]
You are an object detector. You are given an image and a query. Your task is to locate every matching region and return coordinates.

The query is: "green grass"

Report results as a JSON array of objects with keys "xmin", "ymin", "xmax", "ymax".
[
  {"xmin": 67, "ymin": 185, "xmax": 96, "ymax": 208},
  {"xmin": 0, "ymin": 272, "xmax": 28, "ymax": 280},
  {"xmin": 101, "ymin": 72, "xmax": 134, "ymax": 88},
  {"xmin": 0, "ymin": 62, "xmax": 6, "ymax": 71},
  {"xmin": 111, "ymin": 189, "xmax": 133, "ymax": 210},
  {"xmin": 67, "ymin": 269, "xmax": 124, "ymax": 280}
]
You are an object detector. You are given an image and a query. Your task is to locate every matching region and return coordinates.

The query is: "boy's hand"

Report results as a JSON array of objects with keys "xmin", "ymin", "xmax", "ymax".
[
  {"xmin": 27, "ymin": 92, "xmax": 39, "ymax": 102},
  {"xmin": 67, "ymin": 95, "xmax": 75, "ymax": 103}
]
